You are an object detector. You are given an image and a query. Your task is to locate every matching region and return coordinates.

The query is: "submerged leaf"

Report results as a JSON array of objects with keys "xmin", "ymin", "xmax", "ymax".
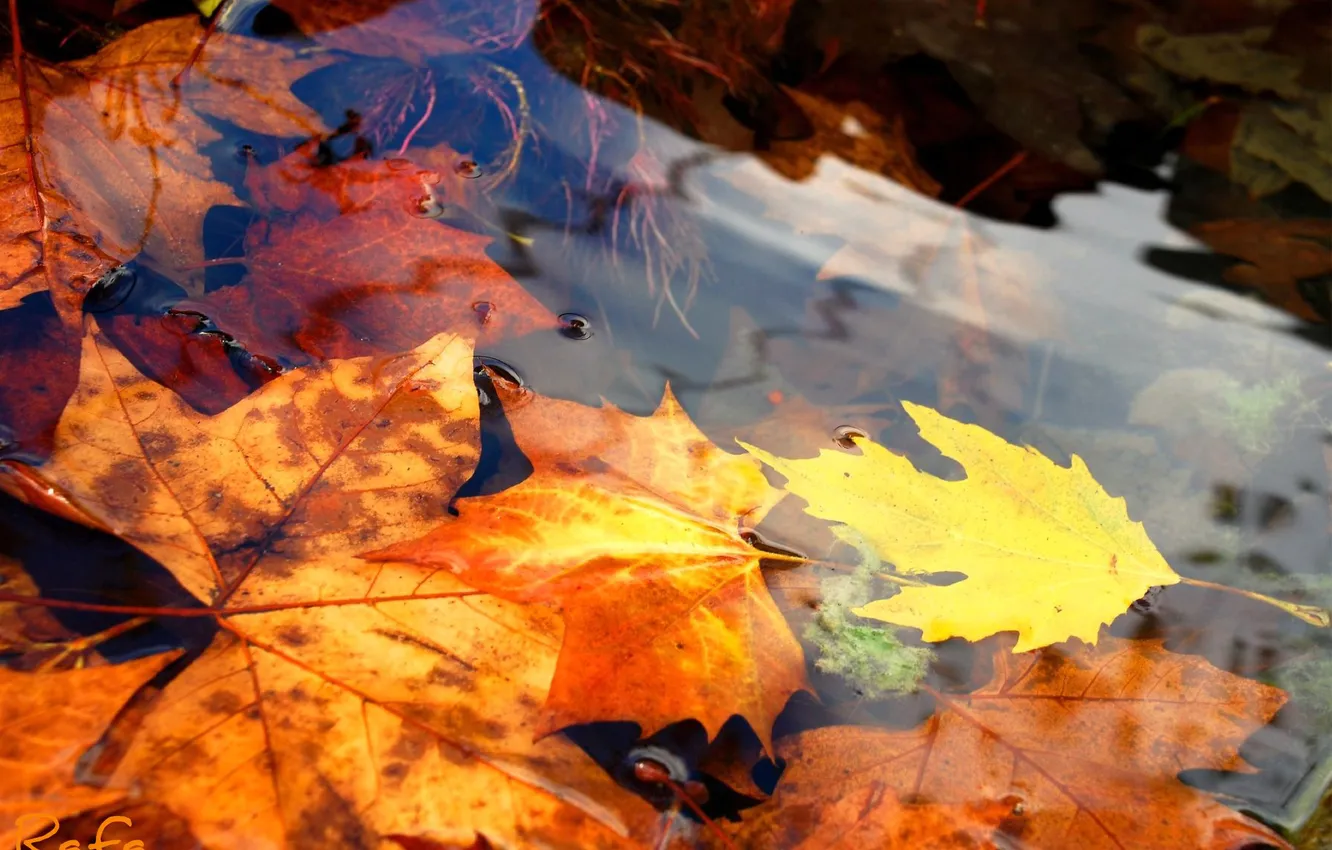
[
  {"xmin": 0, "ymin": 554, "xmax": 80, "ymax": 654},
  {"xmin": 718, "ymin": 779, "xmax": 1019, "ymax": 849},
  {"xmin": 736, "ymin": 638, "xmax": 1290, "ymax": 849},
  {"xmin": 1191, "ymin": 218, "xmax": 1332, "ymax": 323},
  {"xmin": 0, "ymin": 17, "xmax": 331, "ymax": 455},
  {"xmin": 0, "ymin": 16, "xmax": 331, "ymax": 315},
  {"xmin": 190, "ymin": 143, "xmax": 556, "ymax": 366},
  {"xmin": 742, "ymin": 401, "xmax": 1180, "ymax": 651}
]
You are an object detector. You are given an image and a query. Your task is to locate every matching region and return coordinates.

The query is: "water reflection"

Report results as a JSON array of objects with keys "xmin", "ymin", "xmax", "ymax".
[{"xmin": 0, "ymin": 0, "xmax": 1329, "ymax": 840}]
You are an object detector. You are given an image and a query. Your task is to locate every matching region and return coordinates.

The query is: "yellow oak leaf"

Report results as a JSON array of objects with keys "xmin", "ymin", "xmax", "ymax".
[{"xmin": 740, "ymin": 401, "xmax": 1180, "ymax": 651}]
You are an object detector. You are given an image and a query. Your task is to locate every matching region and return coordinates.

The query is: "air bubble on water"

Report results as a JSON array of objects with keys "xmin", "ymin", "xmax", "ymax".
[
  {"xmin": 84, "ymin": 265, "xmax": 138, "ymax": 313},
  {"xmin": 455, "ymin": 159, "xmax": 482, "ymax": 179},
  {"xmin": 386, "ymin": 157, "xmax": 412, "ymax": 171},
  {"xmin": 473, "ymin": 356, "xmax": 527, "ymax": 411},
  {"xmin": 472, "ymin": 301, "xmax": 494, "ymax": 326},
  {"xmin": 624, "ymin": 744, "xmax": 690, "ymax": 783},
  {"xmin": 473, "ymin": 356, "xmax": 524, "ymax": 387},
  {"xmin": 832, "ymin": 425, "xmax": 868, "ymax": 449},
  {"xmin": 412, "ymin": 195, "xmax": 444, "ymax": 219},
  {"xmin": 558, "ymin": 312, "xmax": 592, "ymax": 340}
]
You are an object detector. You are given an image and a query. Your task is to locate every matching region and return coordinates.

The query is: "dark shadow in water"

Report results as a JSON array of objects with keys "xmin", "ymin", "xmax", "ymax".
[
  {"xmin": 451, "ymin": 362, "xmax": 536, "ymax": 502},
  {"xmin": 0, "ymin": 493, "xmax": 211, "ymax": 664}
]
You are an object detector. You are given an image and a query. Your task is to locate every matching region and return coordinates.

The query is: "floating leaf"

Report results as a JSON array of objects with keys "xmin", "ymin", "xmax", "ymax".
[
  {"xmin": 0, "ymin": 324, "xmax": 480, "ymax": 603},
  {"xmin": 368, "ymin": 381, "xmax": 808, "ymax": 750},
  {"xmin": 1, "ymin": 333, "xmax": 658, "ymax": 849},
  {"xmin": 106, "ymin": 594, "xmax": 656, "ymax": 850},
  {"xmin": 741, "ymin": 401, "xmax": 1181, "ymax": 651}
]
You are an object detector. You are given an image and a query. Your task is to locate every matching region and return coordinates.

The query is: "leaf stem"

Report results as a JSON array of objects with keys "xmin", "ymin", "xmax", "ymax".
[
  {"xmin": 174, "ymin": 0, "xmax": 228, "ymax": 89},
  {"xmin": 0, "ymin": 589, "xmax": 484, "ymax": 618},
  {"xmin": 9, "ymin": 0, "xmax": 45, "ymax": 231},
  {"xmin": 1178, "ymin": 576, "xmax": 1331, "ymax": 627},
  {"xmin": 955, "ymin": 150, "xmax": 1028, "ymax": 210},
  {"xmin": 35, "ymin": 615, "xmax": 152, "ymax": 671},
  {"xmin": 656, "ymin": 776, "xmax": 736, "ymax": 850},
  {"xmin": 0, "ymin": 592, "xmax": 213, "ymax": 617}
]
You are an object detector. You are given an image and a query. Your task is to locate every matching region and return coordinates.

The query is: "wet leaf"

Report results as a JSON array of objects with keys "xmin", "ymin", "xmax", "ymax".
[
  {"xmin": 189, "ymin": 144, "xmax": 556, "ymax": 366},
  {"xmin": 133, "ymin": 18, "xmax": 335, "ymax": 139},
  {"xmin": 0, "ymin": 324, "xmax": 480, "ymax": 603},
  {"xmin": 735, "ymin": 637, "xmax": 1290, "ymax": 849},
  {"xmin": 0, "ymin": 16, "xmax": 332, "ymax": 317},
  {"xmin": 0, "ymin": 294, "xmax": 80, "ymax": 456},
  {"xmin": 0, "ymin": 332, "xmax": 658, "ymax": 849},
  {"xmin": 741, "ymin": 401, "xmax": 1180, "ymax": 651},
  {"xmin": 105, "ymin": 596, "xmax": 656, "ymax": 850},
  {"xmin": 0, "ymin": 652, "xmax": 179, "ymax": 846},
  {"xmin": 95, "ymin": 307, "xmax": 284, "ymax": 415},
  {"xmin": 1191, "ymin": 218, "xmax": 1332, "ymax": 323},
  {"xmin": 717, "ymin": 778, "xmax": 1019, "ymax": 849},
  {"xmin": 368, "ymin": 382, "xmax": 809, "ymax": 751},
  {"xmin": 757, "ymin": 87, "xmax": 940, "ymax": 196},
  {"xmin": 0, "ymin": 17, "xmax": 340, "ymax": 457}
]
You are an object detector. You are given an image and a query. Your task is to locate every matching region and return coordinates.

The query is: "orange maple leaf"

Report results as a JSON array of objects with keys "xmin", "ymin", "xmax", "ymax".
[
  {"xmin": 0, "ymin": 16, "xmax": 332, "ymax": 454},
  {"xmin": 368, "ymin": 379, "xmax": 809, "ymax": 751},
  {"xmin": 718, "ymin": 782, "xmax": 1020, "ymax": 849},
  {"xmin": 0, "ymin": 330, "xmax": 660, "ymax": 849},
  {"xmin": 0, "ymin": 17, "xmax": 335, "ymax": 317},
  {"xmin": 0, "ymin": 324, "xmax": 481, "ymax": 602},
  {"xmin": 188, "ymin": 142, "xmax": 556, "ymax": 368},
  {"xmin": 0, "ymin": 653, "xmax": 179, "ymax": 846},
  {"xmin": 737, "ymin": 637, "xmax": 1290, "ymax": 849}
]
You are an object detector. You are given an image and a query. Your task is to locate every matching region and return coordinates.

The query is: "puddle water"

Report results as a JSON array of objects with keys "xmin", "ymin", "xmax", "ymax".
[{"xmin": 1, "ymin": 0, "xmax": 1330, "ymax": 845}]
